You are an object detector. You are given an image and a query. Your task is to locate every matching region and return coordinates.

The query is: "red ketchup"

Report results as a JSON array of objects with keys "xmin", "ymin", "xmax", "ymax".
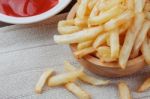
[{"xmin": 0, "ymin": 0, "xmax": 58, "ymax": 17}]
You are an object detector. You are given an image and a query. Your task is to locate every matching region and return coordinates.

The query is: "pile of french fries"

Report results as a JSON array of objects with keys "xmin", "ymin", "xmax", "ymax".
[{"xmin": 54, "ymin": 0, "xmax": 150, "ymax": 69}]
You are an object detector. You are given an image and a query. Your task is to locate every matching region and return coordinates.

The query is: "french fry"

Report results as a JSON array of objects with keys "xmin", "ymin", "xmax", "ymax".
[
  {"xmin": 74, "ymin": 47, "xmax": 96, "ymax": 59},
  {"xmin": 77, "ymin": 40, "xmax": 93, "ymax": 50},
  {"xmin": 118, "ymin": 82, "xmax": 132, "ymax": 99},
  {"xmin": 134, "ymin": 0, "xmax": 146, "ymax": 13},
  {"xmin": 119, "ymin": 21, "xmax": 132, "ymax": 34},
  {"xmin": 75, "ymin": 17, "xmax": 88, "ymax": 27},
  {"xmin": 131, "ymin": 21, "xmax": 150, "ymax": 58},
  {"xmin": 48, "ymin": 68, "xmax": 83, "ymax": 87},
  {"xmin": 58, "ymin": 26, "xmax": 82, "ymax": 34},
  {"xmin": 77, "ymin": 0, "xmax": 89, "ymax": 19},
  {"xmin": 65, "ymin": 83, "xmax": 91, "ymax": 99},
  {"xmin": 64, "ymin": 61, "xmax": 110, "ymax": 86},
  {"xmin": 138, "ymin": 77, "xmax": 150, "ymax": 92},
  {"xmin": 58, "ymin": 20, "xmax": 75, "ymax": 27},
  {"xmin": 88, "ymin": 0, "xmax": 98, "ymax": 10},
  {"xmin": 54, "ymin": 26, "xmax": 103, "ymax": 44},
  {"xmin": 106, "ymin": 36, "xmax": 110, "ymax": 46},
  {"xmin": 88, "ymin": 5, "xmax": 124, "ymax": 26},
  {"xmin": 104, "ymin": 10, "xmax": 134, "ymax": 31},
  {"xmin": 146, "ymin": 12, "xmax": 150, "ymax": 20},
  {"xmin": 89, "ymin": 0, "xmax": 101, "ymax": 18},
  {"xmin": 98, "ymin": 0, "xmax": 123, "ymax": 11},
  {"xmin": 119, "ymin": 13, "xmax": 145, "ymax": 69},
  {"xmin": 110, "ymin": 29, "xmax": 120, "ymax": 59},
  {"xmin": 97, "ymin": 46, "xmax": 117, "ymax": 62},
  {"xmin": 58, "ymin": 20, "xmax": 82, "ymax": 34},
  {"xmin": 35, "ymin": 69, "xmax": 54, "ymax": 94},
  {"xmin": 93, "ymin": 33, "xmax": 109, "ymax": 48},
  {"xmin": 141, "ymin": 38, "xmax": 150, "ymax": 65},
  {"xmin": 126, "ymin": 0, "xmax": 135, "ymax": 10}
]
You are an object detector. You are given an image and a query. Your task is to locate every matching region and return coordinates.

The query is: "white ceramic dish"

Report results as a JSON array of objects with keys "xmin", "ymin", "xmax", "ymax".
[{"xmin": 0, "ymin": 0, "xmax": 71, "ymax": 24}]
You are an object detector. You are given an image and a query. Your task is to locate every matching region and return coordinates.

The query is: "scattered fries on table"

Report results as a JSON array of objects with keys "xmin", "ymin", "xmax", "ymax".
[
  {"xmin": 35, "ymin": 61, "xmax": 110, "ymax": 98},
  {"xmin": 54, "ymin": 0, "xmax": 150, "ymax": 69}
]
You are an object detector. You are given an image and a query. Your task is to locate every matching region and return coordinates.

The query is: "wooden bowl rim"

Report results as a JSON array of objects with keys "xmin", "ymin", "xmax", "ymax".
[{"xmin": 67, "ymin": 3, "xmax": 146, "ymax": 69}]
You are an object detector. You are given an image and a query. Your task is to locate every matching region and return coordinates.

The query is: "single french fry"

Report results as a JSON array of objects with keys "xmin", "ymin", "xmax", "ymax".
[
  {"xmin": 110, "ymin": 29, "xmax": 120, "ymax": 59},
  {"xmin": 93, "ymin": 33, "xmax": 109, "ymax": 48},
  {"xmin": 104, "ymin": 10, "xmax": 134, "ymax": 31},
  {"xmin": 48, "ymin": 68, "xmax": 83, "ymax": 87},
  {"xmin": 64, "ymin": 61, "xmax": 110, "ymax": 85},
  {"xmin": 138, "ymin": 77, "xmax": 150, "ymax": 92},
  {"xmin": 77, "ymin": 40, "xmax": 93, "ymax": 50},
  {"xmin": 75, "ymin": 17, "xmax": 88, "ymax": 27},
  {"xmin": 88, "ymin": 5, "xmax": 124, "ymax": 26},
  {"xmin": 131, "ymin": 21, "xmax": 150, "ymax": 58},
  {"xmin": 141, "ymin": 38, "xmax": 150, "ymax": 65},
  {"xmin": 134, "ymin": 0, "xmax": 146, "ymax": 13},
  {"xmin": 77, "ymin": 0, "xmax": 89, "ymax": 19},
  {"xmin": 118, "ymin": 82, "xmax": 132, "ymax": 99},
  {"xmin": 74, "ymin": 47, "xmax": 96, "ymax": 59},
  {"xmin": 54, "ymin": 26, "xmax": 103, "ymax": 44},
  {"xmin": 58, "ymin": 26, "xmax": 82, "ymax": 34},
  {"xmin": 35, "ymin": 69, "xmax": 54, "ymax": 94},
  {"xmin": 65, "ymin": 83, "xmax": 91, "ymax": 99},
  {"xmin": 58, "ymin": 20, "xmax": 82, "ymax": 34},
  {"xmin": 119, "ymin": 13, "xmax": 145, "ymax": 69},
  {"xmin": 97, "ymin": 46, "xmax": 117, "ymax": 62}
]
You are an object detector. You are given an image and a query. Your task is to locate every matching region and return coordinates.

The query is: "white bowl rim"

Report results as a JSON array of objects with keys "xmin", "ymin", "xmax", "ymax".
[{"xmin": 0, "ymin": 0, "xmax": 71, "ymax": 24}]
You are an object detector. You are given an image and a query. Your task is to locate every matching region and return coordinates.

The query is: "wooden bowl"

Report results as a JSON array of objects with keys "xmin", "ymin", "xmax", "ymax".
[{"xmin": 67, "ymin": 3, "xmax": 146, "ymax": 78}]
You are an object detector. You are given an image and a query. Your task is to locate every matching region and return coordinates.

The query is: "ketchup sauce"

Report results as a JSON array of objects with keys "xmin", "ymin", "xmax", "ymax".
[{"xmin": 0, "ymin": 0, "xmax": 58, "ymax": 17}]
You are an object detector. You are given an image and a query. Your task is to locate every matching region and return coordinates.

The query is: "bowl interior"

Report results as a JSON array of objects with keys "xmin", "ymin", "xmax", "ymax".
[{"xmin": 0, "ymin": 0, "xmax": 71, "ymax": 24}]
